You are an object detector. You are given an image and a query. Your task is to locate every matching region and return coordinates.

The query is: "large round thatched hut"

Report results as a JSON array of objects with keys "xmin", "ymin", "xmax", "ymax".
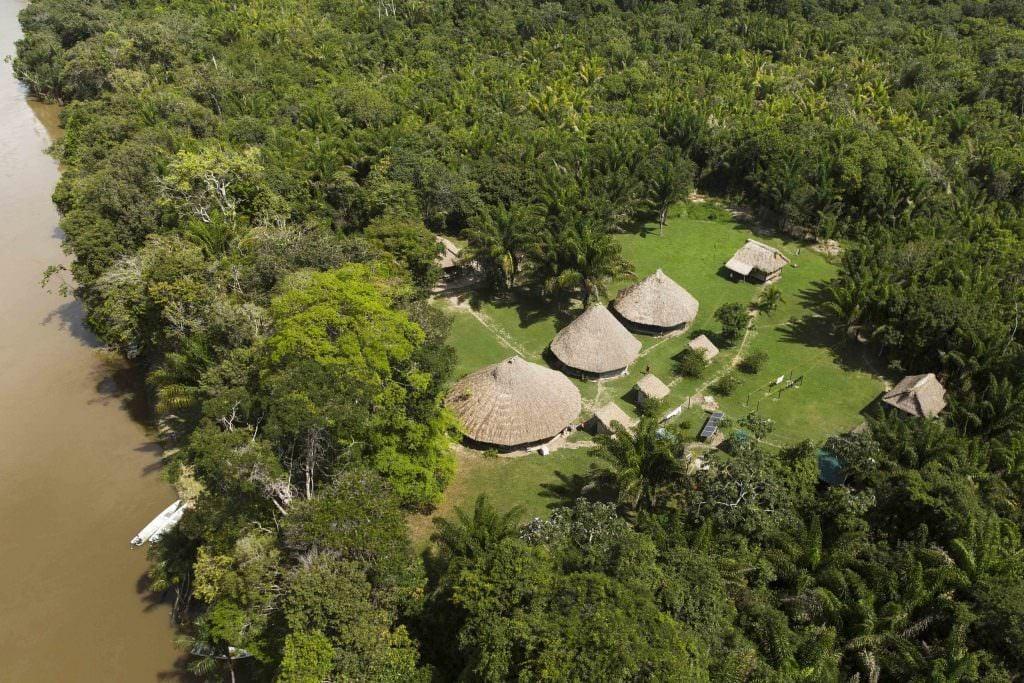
[
  {"xmin": 550, "ymin": 305, "xmax": 641, "ymax": 379},
  {"xmin": 445, "ymin": 356, "xmax": 582, "ymax": 449},
  {"xmin": 613, "ymin": 269, "xmax": 699, "ymax": 334}
]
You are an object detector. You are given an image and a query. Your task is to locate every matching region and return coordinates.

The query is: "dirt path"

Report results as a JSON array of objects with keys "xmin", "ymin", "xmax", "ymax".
[
  {"xmin": 635, "ymin": 328, "xmax": 685, "ymax": 360},
  {"xmin": 669, "ymin": 283, "xmax": 768, "ymax": 395},
  {"xmin": 443, "ymin": 295, "xmax": 536, "ymax": 360}
]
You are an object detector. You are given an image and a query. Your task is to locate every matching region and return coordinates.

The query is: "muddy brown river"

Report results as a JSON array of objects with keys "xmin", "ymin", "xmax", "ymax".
[{"xmin": 0, "ymin": 1, "xmax": 184, "ymax": 679}]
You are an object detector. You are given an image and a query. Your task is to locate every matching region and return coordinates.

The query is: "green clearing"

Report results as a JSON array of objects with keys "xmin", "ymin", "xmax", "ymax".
[
  {"xmin": 408, "ymin": 447, "xmax": 596, "ymax": 546},
  {"xmin": 424, "ymin": 201, "xmax": 887, "ymax": 540}
]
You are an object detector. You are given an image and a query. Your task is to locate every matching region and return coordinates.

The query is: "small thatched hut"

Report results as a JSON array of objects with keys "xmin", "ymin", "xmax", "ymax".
[
  {"xmin": 550, "ymin": 305, "xmax": 641, "ymax": 379},
  {"xmin": 688, "ymin": 334, "xmax": 719, "ymax": 360},
  {"xmin": 588, "ymin": 402, "xmax": 637, "ymax": 435},
  {"xmin": 613, "ymin": 269, "xmax": 699, "ymax": 334},
  {"xmin": 446, "ymin": 357, "xmax": 582, "ymax": 449},
  {"xmin": 881, "ymin": 373, "xmax": 946, "ymax": 418},
  {"xmin": 724, "ymin": 239, "xmax": 790, "ymax": 282},
  {"xmin": 435, "ymin": 236, "xmax": 461, "ymax": 272},
  {"xmin": 635, "ymin": 372, "xmax": 670, "ymax": 405}
]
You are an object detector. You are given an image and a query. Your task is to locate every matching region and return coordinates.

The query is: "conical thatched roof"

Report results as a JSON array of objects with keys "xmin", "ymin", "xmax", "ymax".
[
  {"xmin": 550, "ymin": 305, "xmax": 641, "ymax": 375},
  {"xmin": 613, "ymin": 269, "xmax": 699, "ymax": 330},
  {"xmin": 882, "ymin": 373, "xmax": 946, "ymax": 418},
  {"xmin": 635, "ymin": 372, "xmax": 670, "ymax": 401},
  {"xmin": 446, "ymin": 357, "xmax": 582, "ymax": 447},
  {"xmin": 688, "ymin": 334, "xmax": 720, "ymax": 360}
]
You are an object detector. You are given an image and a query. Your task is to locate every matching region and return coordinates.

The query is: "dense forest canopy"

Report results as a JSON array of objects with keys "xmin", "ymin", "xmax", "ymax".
[{"xmin": 15, "ymin": 0, "xmax": 1024, "ymax": 680}]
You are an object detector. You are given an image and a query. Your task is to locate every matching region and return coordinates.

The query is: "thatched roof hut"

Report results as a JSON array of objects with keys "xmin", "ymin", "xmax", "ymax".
[
  {"xmin": 550, "ymin": 305, "xmax": 641, "ymax": 378},
  {"xmin": 436, "ymin": 236, "xmax": 461, "ymax": 270},
  {"xmin": 688, "ymin": 334, "xmax": 720, "ymax": 360},
  {"xmin": 613, "ymin": 269, "xmax": 699, "ymax": 333},
  {"xmin": 446, "ymin": 357, "xmax": 582, "ymax": 448},
  {"xmin": 882, "ymin": 373, "xmax": 946, "ymax": 418},
  {"xmin": 724, "ymin": 239, "xmax": 790, "ymax": 282},
  {"xmin": 635, "ymin": 372, "xmax": 670, "ymax": 404},
  {"xmin": 589, "ymin": 402, "xmax": 637, "ymax": 434}
]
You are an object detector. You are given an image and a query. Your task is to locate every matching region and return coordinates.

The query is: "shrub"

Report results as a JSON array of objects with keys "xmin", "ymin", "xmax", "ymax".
[
  {"xmin": 757, "ymin": 285, "xmax": 784, "ymax": 312},
  {"xmin": 674, "ymin": 347, "xmax": 708, "ymax": 378},
  {"xmin": 637, "ymin": 397, "xmax": 663, "ymax": 418},
  {"xmin": 739, "ymin": 350, "xmax": 768, "ymax": 374},
  {"xmin": 738, "ymin": 412, "xmax": 775, "ymax": 438},
  {"xmin": 714, "ymin": 303, "xmax": 749, "ymax": 345},
  {"xmin": 712, "ymin": 373, "xmax": 740, "ymax": 396}
]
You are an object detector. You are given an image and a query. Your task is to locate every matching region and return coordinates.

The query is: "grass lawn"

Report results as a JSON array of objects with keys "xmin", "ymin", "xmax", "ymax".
[
  {"xmin": 408, "ymin": 447, "xmax": 597, "ymax": 547},
  {"xmin": 420, "ymin": 199, "xmax": 887, "ymax": 538}
]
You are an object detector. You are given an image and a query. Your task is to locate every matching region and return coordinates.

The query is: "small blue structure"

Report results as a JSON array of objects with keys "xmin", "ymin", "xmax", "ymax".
[{"xmin": 817, "ymin": 448, "xmax": 847, "ymax": 486}]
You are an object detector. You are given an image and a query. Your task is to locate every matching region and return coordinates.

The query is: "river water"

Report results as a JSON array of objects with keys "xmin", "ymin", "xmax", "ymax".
[{"xmin": 0, "ymin": 1, "xmax": 184, "ymax": 679}]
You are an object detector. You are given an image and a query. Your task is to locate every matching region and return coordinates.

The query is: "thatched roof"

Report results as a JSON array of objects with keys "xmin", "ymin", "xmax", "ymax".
[
  {"xmin": 635, "ymin": 372, "xmax": 670, "ymax": 401},
  {"xmin": 591, "ymin": 402, "xmax": 636, "ymax": 433},
  {"xmin": 446, "ymin": 357, "xmax": 581, "ymax": 447},
  {"xmin": 436, "ymin": 236, "xmax": 461, "ymax": 269},
  {"xmin": 725, "ymin": 239, "xmax": 790, "ymax": 276},
  {"xmin": 550, "ymin": 305, "xmax": 641, "ymax": 375},
  {"xmin": 882, "ymin": 373, "xmax": 946, "ymax": 418},
  {"xmin": 688, "ymin": 334, "xmax": 720, "ymax": 360},
  {"xmin": 613, "ymin": 269, "xmax": 699, "ymax": 330}
]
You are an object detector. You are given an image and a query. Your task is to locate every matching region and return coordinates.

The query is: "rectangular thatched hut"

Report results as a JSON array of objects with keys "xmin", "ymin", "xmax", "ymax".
[
  {"xmin": 588, "ymin": 402, "xmax": 637, "ymax": 434},
  {"xmin": 635, "ymin": 372, "xmax": 670, "ymax": 406},
  {"xmin": 724, "ymin": 239, "xmax": 790, "ymax": 283}
]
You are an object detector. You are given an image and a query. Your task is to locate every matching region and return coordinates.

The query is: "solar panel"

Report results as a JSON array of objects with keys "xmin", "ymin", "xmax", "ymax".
[{"xmin": 700, "ymin": 411, "xmax": 724, "ymax": 440}]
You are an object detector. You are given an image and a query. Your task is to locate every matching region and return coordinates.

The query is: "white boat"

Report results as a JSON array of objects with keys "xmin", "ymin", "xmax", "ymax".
[
  {"xmin": 131, "ymin": 499, "xmax": 187, "ymax": 547},
  {"xmin": 191, "ymin": 643, "xmax": 254, "ymax": 660}
]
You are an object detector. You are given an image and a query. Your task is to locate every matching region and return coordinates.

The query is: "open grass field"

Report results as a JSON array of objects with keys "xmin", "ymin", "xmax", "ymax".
[
  {"xmin": 416, "ymin": 200, "xmax": 887, "ymax": 542},
  {"xmin": 407, "ymin": 446, "xmax": 596, "ymax": 547}
]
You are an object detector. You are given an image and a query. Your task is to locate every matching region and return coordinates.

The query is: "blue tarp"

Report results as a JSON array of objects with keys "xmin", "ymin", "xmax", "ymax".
[{"xmin": 817, "ymin": 448, "xmax": 847, "ymax": 485}]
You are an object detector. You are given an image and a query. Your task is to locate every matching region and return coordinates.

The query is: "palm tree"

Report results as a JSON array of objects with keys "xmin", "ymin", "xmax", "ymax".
[
  {"xmin": 148, "ymin": 338, "xmax": 212, "ymax": 422},
  {"xmin": 757, "ymin": 285, "xmax": 785, "ymax": 312},
  {"xmin": 536, "ymin": 216, "xmax": 634, "ymax": 306},
  {"xmin": 646, "ymin": 148, "xmax": 695, "ymax": 236},
  {"xmin": 464, "ymin": 202, "xmax": 538, "ymax": 289},
  {"xmin": 590, "ymin": 418, "xmax": 679, "ymax": 513},
  {"xmin": 431, "ymin": 494, "xmax": 523, "ymax": 563}
]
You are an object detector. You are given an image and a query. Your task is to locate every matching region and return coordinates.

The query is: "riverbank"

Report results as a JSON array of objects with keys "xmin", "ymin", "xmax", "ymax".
[{"xmin": 0, "ymin": 1, "xmax": 183, "ymax": 679}]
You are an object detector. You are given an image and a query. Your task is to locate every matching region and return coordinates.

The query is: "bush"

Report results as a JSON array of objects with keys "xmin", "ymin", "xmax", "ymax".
[
  {"xmin": 712, "ymin": 373, "xmax": 740, "ymax": 396},
  {"xmin": 757, "ymin": 286, "xmax": 784, "ymax": 312},
  {"xmin": 674, "ymin": 347, "xmax": 708, "ymax": 377},
  {"xmin": 637, "ymin": 397, "xmax": 663, "ymax": 418},
  {"xmin": 738, "ymin": 412, "xmax": 775, "ymax": 438},
  {"xmin": 739, "ymin": 350, "xmax": 768, "ymax": 374},
  {"xmin": 714, "ymin": 303, "xmax": 749, "ymax": 345}
]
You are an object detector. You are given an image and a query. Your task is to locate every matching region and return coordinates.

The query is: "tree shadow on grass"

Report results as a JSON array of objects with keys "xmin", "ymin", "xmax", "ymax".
[
  {"xmin": 538, "ymin": 468, "xmax": 609, "ymax": 510},
  {"xmin": 467, "ymin": 286, "xmax": 579, "ymax": 332},
  {"xmin": 792, "ymin": 278, "xmax": 835, "ymax": 313},
  {"xmin": 780, "ymin": 311, "xmax": 886, "ymax": 378},
  {"xmin": 621, "ymin": 210, "xmax": 658, "ymax": 237}
]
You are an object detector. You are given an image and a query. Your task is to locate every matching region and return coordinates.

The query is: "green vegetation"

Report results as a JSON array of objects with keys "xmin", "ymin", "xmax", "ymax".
[
  {"xmin": 714, "ymin": 302, "xmax": 751, "ymax": 346},
  {"xmin": 738, "ymin": 349, "xmax": 769, "ymax": 374},
  {"xmin": 15, "ymin": 0, "xmax": 1024, "ymax": 679},
  {"xmin": 674, "ymin": 346, "xmax": 709, "ymax": 377},
  {"xmin": 441, "ymin": 212, "xmax": 882, "ymax": 446}
]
